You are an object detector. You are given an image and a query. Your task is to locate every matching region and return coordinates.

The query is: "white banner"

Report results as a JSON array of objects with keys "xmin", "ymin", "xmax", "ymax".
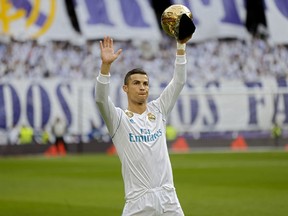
[
  {"xmin": 266, "ymin": 0, "xmax": 288, "ymax": 45},
  {"xmin": 1, "ymin": 0, "xmax": 288, "ymax": 44},
  {"xmin": 1, "ymin": 78, "xmax": 288, "ymax": 137},
  {"xmin": 74, "ymin": 0, "xmax": 162, "ymax": 41}
]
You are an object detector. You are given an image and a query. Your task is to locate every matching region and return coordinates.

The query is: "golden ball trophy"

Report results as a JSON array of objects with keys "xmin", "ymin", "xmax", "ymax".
[{"xmin": 161, "ymin": 4, "xmax": 196, "ymax": 44}]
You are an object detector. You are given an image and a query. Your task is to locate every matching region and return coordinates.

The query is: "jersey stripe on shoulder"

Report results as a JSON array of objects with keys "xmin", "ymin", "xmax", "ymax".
[{"xmin": 111, "ymin": 110, "xmax": 122, "ymax": 139}]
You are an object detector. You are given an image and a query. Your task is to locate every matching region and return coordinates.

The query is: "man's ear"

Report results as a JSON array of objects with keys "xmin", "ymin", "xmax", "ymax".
[{"xmin": 123, "ymin": 85, "xmax": 128, "ymax": 93}]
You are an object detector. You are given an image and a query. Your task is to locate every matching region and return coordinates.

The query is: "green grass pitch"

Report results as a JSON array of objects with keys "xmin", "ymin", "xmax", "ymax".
[{"xmin": 0, "ymin": 151, "xmax": 288, "ymax": 216}]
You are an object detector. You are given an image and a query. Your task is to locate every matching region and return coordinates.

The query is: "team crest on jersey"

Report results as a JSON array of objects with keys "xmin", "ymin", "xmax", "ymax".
[
  {"xmin": 125, "ymin": 111, "xmax": 134, "ymax": 118},
  {"xmin": 147, "ymin": 112, "xmax": 156, "ymax": 121}
]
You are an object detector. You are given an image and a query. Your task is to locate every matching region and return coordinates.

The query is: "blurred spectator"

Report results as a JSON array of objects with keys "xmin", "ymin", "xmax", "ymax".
[
  {"xmin": 8, "ymin": 124, "xmax": 19, "ymax": 145},
  {"xmin": 52, "ymin": 116, "xmax": 68, "ymax": 152},
  {"xmin": 271, "ymin": 122, "xmax": 282, "ymax": 147},
  {"xmin": 166, "ymin": 124, "xmax": 178, "ymax": 143},
  {"xmin": 34, "ymin": 127, "xmax": 51, "ymax": 145},
  {"xmin": 87, "ymin": 121, "xmax": 103, "ymax": 142},
  {"xmin": 19, "ymin": 124, "xmax": 34, "ymax": 145},
  {"xmin": 166, "ymin": 124, "xmax": 178, "ymax": 149},
  {"xmin": 41, "ymin": 127, "xmax": 51, "ymax": 145}
]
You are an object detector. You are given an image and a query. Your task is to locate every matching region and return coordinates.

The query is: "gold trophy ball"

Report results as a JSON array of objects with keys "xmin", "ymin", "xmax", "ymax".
[{"xmin": 161, "ymin": 4, "xmax": 193, "ymax": 38}]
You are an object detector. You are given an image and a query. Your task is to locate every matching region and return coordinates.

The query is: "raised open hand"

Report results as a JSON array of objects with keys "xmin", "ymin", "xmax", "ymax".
[{"xmin": 100, "ymin": 36, "xmax": 122, "ymax": 65}]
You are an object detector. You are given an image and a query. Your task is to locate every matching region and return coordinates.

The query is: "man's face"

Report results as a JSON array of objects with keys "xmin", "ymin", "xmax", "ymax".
[{"xmin": 123, "ymin": 74, "xmax": 149, "ymax": 104}]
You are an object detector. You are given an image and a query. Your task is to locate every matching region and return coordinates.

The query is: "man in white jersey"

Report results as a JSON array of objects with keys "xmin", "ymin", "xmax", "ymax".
[{"xmin": 95, "ymin": 36, "xmax": 189, "ymax": 215}]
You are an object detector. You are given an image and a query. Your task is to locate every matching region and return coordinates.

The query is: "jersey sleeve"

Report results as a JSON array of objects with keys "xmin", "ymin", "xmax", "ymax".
[
  {"xmin": 95, "ymin": 74, "xmax": 121, "ymax": 136},
  {"xmin": 157, "ymin": 54, "xmax": 187, "ymax": 117}
]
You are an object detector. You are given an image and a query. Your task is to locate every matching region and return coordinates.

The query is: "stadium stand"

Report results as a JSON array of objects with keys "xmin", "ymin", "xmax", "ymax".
[{"xmin": 0, "ymin": 37, "xmax": 287, "ymax": 82}]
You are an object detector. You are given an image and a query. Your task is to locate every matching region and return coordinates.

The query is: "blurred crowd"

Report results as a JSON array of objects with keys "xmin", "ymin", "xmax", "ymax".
[{"xmin": 0, "ymin": 36, "xmax": 288, "ymax": 83}]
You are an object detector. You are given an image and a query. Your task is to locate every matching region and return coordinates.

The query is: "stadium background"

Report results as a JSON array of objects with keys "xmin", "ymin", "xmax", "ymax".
[
  {"xmin": 0, "ymin": 0, "xmax": 288, "ymax": 155},
  {"xmin": 1, "ymin": 1, "xmax": 288, "ymax": 216}
]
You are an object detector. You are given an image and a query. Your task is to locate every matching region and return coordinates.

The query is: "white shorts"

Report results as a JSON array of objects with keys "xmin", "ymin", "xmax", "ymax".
[{"xmin": 122, "ymin": 187, "xmax": 184, "ymax": 216}]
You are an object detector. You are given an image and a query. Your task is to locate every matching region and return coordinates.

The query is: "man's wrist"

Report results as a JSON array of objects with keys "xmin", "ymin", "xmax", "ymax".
[
  {"xmin": 177, "ymin": 42, "xmax": 186, "ymax": 50},
  {"xmin": 97, "ymin": 72, "xmax": 110, "ymax": 84},
  {"xmin": 100, "ymin": 63, "xmax": 111, "ymax": 75}
]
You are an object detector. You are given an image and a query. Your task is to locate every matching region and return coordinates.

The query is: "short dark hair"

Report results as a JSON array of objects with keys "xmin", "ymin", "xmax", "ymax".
[{"xmin": 124, "ymin": 68, "xmax": 148, "ymax": 85}]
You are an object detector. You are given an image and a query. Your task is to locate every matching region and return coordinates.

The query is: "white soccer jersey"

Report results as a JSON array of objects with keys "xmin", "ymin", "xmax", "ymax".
[{"xmin": 95, "ymin": 54, "xmax": 186, "ymax": 201}]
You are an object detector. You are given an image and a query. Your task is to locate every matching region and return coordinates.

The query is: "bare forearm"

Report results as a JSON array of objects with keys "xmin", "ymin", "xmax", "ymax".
[{"xmin": 100, "ymin": 63, "xmax": 111, "ymax": 75}]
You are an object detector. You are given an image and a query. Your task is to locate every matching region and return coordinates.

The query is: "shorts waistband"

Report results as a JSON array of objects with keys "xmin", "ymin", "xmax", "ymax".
[{"xmin": 125, "ymin": 185, "xmax": 175, "ymax": 201}]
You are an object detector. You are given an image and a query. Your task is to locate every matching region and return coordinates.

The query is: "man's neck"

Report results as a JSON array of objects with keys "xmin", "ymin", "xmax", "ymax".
[{"xmin": 127, "ymin": 103, "xmax": 147, "ymax": 114}]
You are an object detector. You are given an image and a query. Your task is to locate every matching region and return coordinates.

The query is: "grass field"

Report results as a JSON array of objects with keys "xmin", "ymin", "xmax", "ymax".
[{"xmin": 0, "ymin": 150, "xmax": 288, "ymax": 216}]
